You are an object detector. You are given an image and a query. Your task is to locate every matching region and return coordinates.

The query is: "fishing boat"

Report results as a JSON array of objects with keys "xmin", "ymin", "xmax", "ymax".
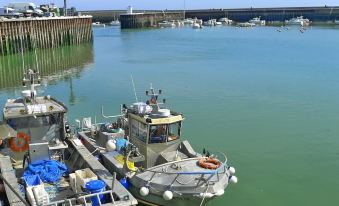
[
  {"xmin": 109, "ymin": 20, "xmax": 120, "ymax": 26},
  {"xmin": 218, "ymin": 17, "xmax": 233, "ymax": 25},
  {"xmin": 183, "ymin": 18, "xmax": 194, "ymax": 25},
  {"xmin": 249, "ymin": 16, "xmax": 266, "ymax": 26},
  {"xmin": 158, "ymin": 21, "xmax": 175, "ymax": 28},
  {"xmin": 203, "ymin": 19, "xmax": 215, "ymax": 26},
  {"xmin": 92, "ymin": 22, "xmax": 106, "ymax": 27},
  {"xmin": 285, "ymin": 16, "xmax": 310, "ymax": 26},
  {"xmin": 237, "ymin": 22, "xmax": 256, "ymax": 27},
  {"xmin": 0, "ymin": 69, "xmax": 137, "ymax": 206},
  {"xmin": 192, "ymin": 23, "xmax": 202, "ymax": 29},
  {"xmin": 77, "ymin": 85, "xmax": 238, "ymax": 206}
]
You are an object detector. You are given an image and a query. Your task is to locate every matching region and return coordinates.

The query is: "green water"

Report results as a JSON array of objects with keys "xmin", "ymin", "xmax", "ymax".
[{"xmin": 1, "ymin": 26, "xmax": 339, "ymax": 205}]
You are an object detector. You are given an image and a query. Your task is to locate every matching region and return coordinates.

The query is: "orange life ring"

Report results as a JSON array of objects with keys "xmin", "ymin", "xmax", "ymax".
[
  {"xmin": 9, "ymin": 132, "xmax": 30, "ymax": 152},
  {"xmin": 198, "ymin": 157, "xmax": 221, "ymax": 170}
]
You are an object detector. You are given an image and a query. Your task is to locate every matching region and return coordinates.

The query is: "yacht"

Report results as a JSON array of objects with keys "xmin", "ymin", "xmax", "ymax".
[
  {"xmin": 0, "ymin": 70, "xmax": 137, "ymax": 206},
  {"xmin": 237, "ymin": 22, "xmax": 256, "ymax": 27},
  {"xmin": 77, "ymin": 85, "xmax": 238, "ymax": 206}
]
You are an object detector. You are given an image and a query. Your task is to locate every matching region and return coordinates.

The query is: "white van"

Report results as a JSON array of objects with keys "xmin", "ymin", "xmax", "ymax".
[{"xmin": 7, "ymin": 2, "xmax": 43, "ymax": 17}]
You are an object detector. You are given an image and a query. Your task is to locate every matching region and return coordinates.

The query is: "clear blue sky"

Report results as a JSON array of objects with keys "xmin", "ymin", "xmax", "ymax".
[{"xmin": 1, "ymin": 0, "xmax": 339, "ymax": 10}]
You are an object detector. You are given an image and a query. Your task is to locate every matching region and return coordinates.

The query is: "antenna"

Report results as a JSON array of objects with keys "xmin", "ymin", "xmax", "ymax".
[{"xmin": 130, "ymin": 74, "xmax": 138, "ymax": 102}]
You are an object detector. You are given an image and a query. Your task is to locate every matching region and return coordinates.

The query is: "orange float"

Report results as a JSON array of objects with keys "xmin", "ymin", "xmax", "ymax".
[
  {"xmin": 198, "ymin": 157, "xmax": 221, "ymax": 170},
  {"xmin": 9, "ymin": 132, "xmax": 30, "ymax": 152}
]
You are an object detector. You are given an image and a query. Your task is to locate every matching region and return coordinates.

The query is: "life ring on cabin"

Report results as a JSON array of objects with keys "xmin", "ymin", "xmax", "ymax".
[
  {"xmin": 198, "ymin": 158, "xmax": 221, "ymax": 170},
  {"xmin": 9, "ymin": 132, "xmax": 30, "ymax": 152}
]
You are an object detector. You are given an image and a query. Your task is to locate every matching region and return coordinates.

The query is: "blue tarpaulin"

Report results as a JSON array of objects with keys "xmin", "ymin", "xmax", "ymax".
[{"xmin": 23, "ymin": 160, "xmax": 68, "ymax": 183}]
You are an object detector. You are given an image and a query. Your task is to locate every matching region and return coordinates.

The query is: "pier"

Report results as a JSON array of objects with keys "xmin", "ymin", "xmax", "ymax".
[
  {"xmin": 0, "ymin": 16, "xmax": 93, "ymax": 56},
  {"xmin": 82, "ymin": 6, "xmax": 339, "ymax": 28}
]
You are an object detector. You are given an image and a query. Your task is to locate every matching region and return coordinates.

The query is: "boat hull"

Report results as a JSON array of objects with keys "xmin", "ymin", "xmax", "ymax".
[{"xmin": 129, "ymin": 185, "xmax": 214, "ymax": 206}]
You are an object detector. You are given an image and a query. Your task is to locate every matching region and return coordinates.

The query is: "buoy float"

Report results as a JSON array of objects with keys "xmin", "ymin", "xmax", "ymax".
[
  {"xmin": 215, "ymin": 189, "xmax": 225, "ymax": 196},
  {"xmin": 163, "ymin": 190, "xmax": 173, "ymax": 200},
  {"xmin": 139, "ymin": 187, "xmax": 149, "ymax": 197},
  {"xmin": 229, "ymin": 175, "xmax": 238, "ymax": 184},
  {"xmin": 106, "ymin": 139, "xmax": 116, "ymax": 151},
  {"xmin": 228, "ymin": 166, "xmax": 236, "ymax": 175}
]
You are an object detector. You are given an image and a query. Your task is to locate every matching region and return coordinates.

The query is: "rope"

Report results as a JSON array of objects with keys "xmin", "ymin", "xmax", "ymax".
[{"xmin": 199, "ymin": 183, "xmax": 210, "ymax": 206}]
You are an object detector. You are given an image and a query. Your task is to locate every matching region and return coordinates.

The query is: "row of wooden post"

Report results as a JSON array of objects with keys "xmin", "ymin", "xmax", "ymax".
[{"xmin": 0, "ymin": 17, "xmax": 93, "ymax": 56}]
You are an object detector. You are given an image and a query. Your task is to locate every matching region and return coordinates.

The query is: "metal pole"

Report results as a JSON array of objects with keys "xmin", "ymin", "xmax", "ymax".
[{"xmin": 64, "ymin": 0, "xmax": 67, "ymax": 16}]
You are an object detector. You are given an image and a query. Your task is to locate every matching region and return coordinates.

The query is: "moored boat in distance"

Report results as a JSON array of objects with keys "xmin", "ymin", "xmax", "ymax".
[
  {"xmin": 110, "ymin": 19, "xmax": 120, "ymax": 26},
  {"xmin": 237, "ymin": 22, "xmax": 256, "ymax": 27},
  {"xmin": 334, "ymin": 19, "xmax": 339, "ymax": 24},
  {"xmin": 249, "ymin": 16, "xmax": 266, "ymax": 26},
  {"xmin": 218, "ymin": 17, "xmax": 233, "ymax": 25},
  {"xmin": 158, "ymin": 21, "xmax": 175, "ymax": 28},
  {"xmin": 78, "ymin": 85, "xmax": 238, "ymax": 206},
  {"xmin": 285, "ymin": 16, "xmax": 310, "ymax": 26},
  {"xmin": 92, "ymin": 21, "xmax": 106, "ymax": 27},
  {"xmin": 192, "ymin": 22, "xmax": 203, "ymax": 29}
]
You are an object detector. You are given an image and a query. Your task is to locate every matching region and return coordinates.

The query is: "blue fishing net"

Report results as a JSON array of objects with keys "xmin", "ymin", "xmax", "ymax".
[{"xmin": 23, "ymin": 160, "xmax": 68, "ymax": 183}]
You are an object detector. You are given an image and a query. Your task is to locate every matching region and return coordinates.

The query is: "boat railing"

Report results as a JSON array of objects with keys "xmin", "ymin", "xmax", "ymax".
[
  {"xmin": 44, "ymin": 189, "xmax": 116, "ymax": 206},
  {"xmin": 141, "ymin": 153, "xmax": 229, "ymax": 187}
]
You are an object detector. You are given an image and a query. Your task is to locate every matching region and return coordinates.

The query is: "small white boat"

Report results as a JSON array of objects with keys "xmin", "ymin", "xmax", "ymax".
[
  {"xmin": 203, "ymin": 19, "xmax": 214, "ymax": 26},
  {"xmin": 215, "ymin": 21, "xmax": 222, "ymax": 26},
  {"xmin": 285, "ymin": 16, "xmax": 310, "ymax": 26},
  {"xmin": 192, "ymin": 23, "xmax": 202, "ymax": 29},
  {"xmin": 334, "ymin": 20, "xmax": 339, "ymax": 24},
  {"xmin": 249, "ymin": 16, "xmax": 266, "ymax": 26},
  {"xmin": 158, "ymin": 21, "xmax": 175, "ymax": 28},
  {"xmin": 183, "ymin": 18, "xmax": 194, "ymax": 25},
  {"xmin": 110, "ymin": 20, "xmax": 120, "ymax": 26},
  {"xmin": 174, "ymin": 20, "xmax": 184, "ymax": 27},
  {"xmin": 237, "ymin": 22, "xmax": 256, "ymax": 27},
  {"xmin": 92, "ymin": 22, "xmax": 105, "ymax": 27},
  {"xmin": 218, "ymin": 17, "xmax": 233, "ymax": 25}
]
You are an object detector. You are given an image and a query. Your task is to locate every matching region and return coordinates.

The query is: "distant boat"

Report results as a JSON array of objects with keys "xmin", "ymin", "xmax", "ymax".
[
  {"xmin": 158, "ymin": 21, "xmax": 175, "ymax": 28},
  {"xmin": 192, "ymin": 23, "xmax": 202, "ymax": 29},
  {"xmin": 237, "ymin": 22, "xmax": 256, "ymax": 27},
  {"xmin": 110, "ymin": 20, "xmax": 120, "ymax": 26},
  {"xmin": 285, "ymin": 16, "xmax": 310, "ymax": 26},
  {"xmin": 183, "ymin": 18, "xmax": 194, "ymax": 25},
  {"xmin": 249, "ymin": 16, "xmax": 266, "ymax": 26},
  {"xmin": 203, "ymin": 19, "xmax": 215, "ymax": 26},
  {"xmin": 92, "ymin": 22, "xmax": 105, "ymax": 27},
  {"xmin": 334, "ymin": 20, "xmax": 339, "ymax": 24},
  {"xmin": 215, "ymin": 21, "xmax": 222, "ymax": 26},
  {"xmin": 218, "ymin": 17, "xmax": 233, "ymax": 25}
]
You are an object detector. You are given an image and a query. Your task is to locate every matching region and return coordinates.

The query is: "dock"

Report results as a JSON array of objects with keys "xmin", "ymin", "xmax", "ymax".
[{"xmin": 0, "ymin": 16, "xmax": 93, "ymax": 56}]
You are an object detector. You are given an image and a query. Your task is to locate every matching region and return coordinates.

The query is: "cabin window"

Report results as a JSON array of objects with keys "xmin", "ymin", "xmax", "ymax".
[
  {"xmin": 130, "ymin": 119, "xmax": 147, "ymax": 143},
  {"xmin": 149, "ymin": 125, "xmax": 167, "ymax": 143},
  {"xmin": 168, "ymin": 122, "xmax": 181, "ymax": 142},
  {"xmin": 28, "ymin": 6, "xmax": 34, "ymax": 10}
]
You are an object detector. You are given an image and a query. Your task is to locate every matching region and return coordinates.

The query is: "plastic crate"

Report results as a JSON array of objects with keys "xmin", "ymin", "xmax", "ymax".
[{"xmin": 75, "ymin": 168, "xmax": 98, "ymax": 190}]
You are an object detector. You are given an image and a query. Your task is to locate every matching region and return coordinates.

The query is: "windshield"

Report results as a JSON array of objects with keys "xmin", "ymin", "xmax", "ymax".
[{"xmin": 149, "ymin": 122, "xmax": 181, "ymax": 143}]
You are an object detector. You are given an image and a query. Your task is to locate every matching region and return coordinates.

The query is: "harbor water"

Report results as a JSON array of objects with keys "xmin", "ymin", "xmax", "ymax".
[{"xmin": 1, "ymin": 25, "xmax": 339, "ymax": 206}]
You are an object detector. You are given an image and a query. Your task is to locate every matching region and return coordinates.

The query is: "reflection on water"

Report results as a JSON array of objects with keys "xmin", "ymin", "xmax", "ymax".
[{"xmin": 0, "ymin": 44, "xmax": 94, "ymax": 89}]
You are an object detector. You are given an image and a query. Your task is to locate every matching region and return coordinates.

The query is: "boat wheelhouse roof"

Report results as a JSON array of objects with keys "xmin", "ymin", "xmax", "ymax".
[
  {"xmin": 129, "ymin": 110, "xmax": 184, "ymax": 125},
  {"xmin": 3, "ymin": 96, "xmax": 67, "ymax": 119}
]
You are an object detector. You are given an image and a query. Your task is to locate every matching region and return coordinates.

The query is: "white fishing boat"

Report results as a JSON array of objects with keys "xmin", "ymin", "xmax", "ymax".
[
  {"xmin": 249, "ymin": 16, "xmax": 266, "ymax": 26},
  {"xmin": 92, "ymin": 22, "xmax": 106, "ymax": 27},
  {"xmin": 218, "ymin": 17, "xmax": 233, "ymax": 25},
  {"xmin": 110, "ymin": 19, "xmax": 120, "ymax": 26},
  {"xmin": 183, "ymin": 18, "xmax": 194, "ymax": 25},
  {"xmin": 285, "ymin": 16, "xmax": 310, "ymax": 26},
  {"xmin": 192, "ymin": 23, "xmax": 202, "ymax": 29},
  {"xmin": 203, "ymin": 19, "xmax": 215, "ymax": 26},
  {"xmin": 237, "ymin": 22, "xmax": 256, "ymax": 27},
  {"xmin": 158, "ymin": 21, "xmax": 175, "ymax": 28}
]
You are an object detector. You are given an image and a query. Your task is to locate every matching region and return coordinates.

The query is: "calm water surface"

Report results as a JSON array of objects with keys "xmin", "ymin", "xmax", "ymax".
[{"xmin": 1, "ymin": 25, "xmax": 339, "ymax": 206}]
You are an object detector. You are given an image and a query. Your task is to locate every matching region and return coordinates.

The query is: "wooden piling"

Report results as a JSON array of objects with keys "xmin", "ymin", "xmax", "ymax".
[{"xmin": 0, "ymin": 16, "xmax": 93, "ymax": 56}]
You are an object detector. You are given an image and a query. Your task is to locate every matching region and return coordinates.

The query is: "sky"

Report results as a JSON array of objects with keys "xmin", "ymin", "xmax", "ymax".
[{"xmin": 1, "ymin": 0, "xmax": 339, "ymax": 10}]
